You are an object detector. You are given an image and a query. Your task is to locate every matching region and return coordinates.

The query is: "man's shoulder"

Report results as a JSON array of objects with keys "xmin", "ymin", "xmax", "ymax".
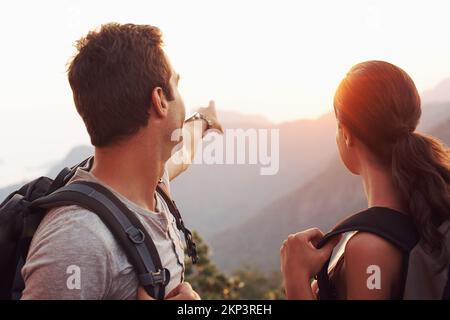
[
  {"xmin": 32, "ymin": 205, "xmax": 119, "ymax": 254},
  {"xmin": 22, "ymin": 205, "xmax": 128, "ymax": 299},
  {"xmin": 41, "ymin": 205, "xmax": 106, "ymax": 232}
]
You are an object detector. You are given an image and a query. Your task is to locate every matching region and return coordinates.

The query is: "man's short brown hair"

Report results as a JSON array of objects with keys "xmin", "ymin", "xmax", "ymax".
[{"xmin": 68, "ymin": 23, "xmax": 173, "ymax": 147}]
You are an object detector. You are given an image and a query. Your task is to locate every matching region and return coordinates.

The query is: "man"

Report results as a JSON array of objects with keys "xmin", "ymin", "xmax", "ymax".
[{"xmin": 21, "ymin": 23, "xmax": 223, "ymax": 299}]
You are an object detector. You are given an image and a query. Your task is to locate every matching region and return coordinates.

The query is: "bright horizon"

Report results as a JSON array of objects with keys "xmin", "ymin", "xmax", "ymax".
[{"xmin": 1, "ymin": 0, "xmax": 450, "ymax": 186}]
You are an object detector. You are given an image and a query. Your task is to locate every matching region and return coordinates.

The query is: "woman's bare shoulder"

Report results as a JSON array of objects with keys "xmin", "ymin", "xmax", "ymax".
[
  {"xmin": 345, "ymin": 231, "xmax": 403, "ymax": 259},
  {"xmin": 342, "ymin": 231, "xmax": 404, "ymax": 299}
]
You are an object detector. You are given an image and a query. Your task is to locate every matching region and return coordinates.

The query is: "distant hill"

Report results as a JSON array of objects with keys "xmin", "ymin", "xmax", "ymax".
[
  {"xmin": 210, "ymin": 116, "xmax": 450, "ymax": 272},
  {"xmin": 171, "ymin": 111, "xmax": 337, "ymax": 238},
  {"xmin": 45, "ymin": 145, "xmax": 94, "ymax": 178},
  {"xmin": 429, "ymin": 118, "xmax": 450, "ymax": 140},
  {"xmin": 421, "ymin": 78, "xmax": 450, "ymax": 104},
  {"xmin": 173, "ymin": 100, "xmax": 449, "ymax": 239},
  {"xmin": 211, "ymin": 110, "xmax": 273, "ymax": 128},
  {"xmin": 0, "ymin": 145, "xmax": 93, "ymax": 201}
]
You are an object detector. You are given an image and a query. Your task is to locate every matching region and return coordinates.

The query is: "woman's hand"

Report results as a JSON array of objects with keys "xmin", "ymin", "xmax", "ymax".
[{"xmin": 280, "ymin": 228, "xmax": 341, "ymax": 299}]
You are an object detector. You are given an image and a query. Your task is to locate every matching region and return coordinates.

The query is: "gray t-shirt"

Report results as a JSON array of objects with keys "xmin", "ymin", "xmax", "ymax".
[{"xmin": 21, "ymin": 163, "xmax": 185, "ymax": 299}]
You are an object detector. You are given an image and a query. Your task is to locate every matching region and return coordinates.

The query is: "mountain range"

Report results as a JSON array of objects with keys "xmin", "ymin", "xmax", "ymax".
[{"xmin": 210, "ymin": 117, "xmax": 450, "ymax": 272}]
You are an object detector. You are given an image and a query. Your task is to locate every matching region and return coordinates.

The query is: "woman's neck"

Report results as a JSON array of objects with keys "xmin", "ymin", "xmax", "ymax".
[{"xmin": 360, "ymin": 163, "xmax": 407, "ymax": 214}]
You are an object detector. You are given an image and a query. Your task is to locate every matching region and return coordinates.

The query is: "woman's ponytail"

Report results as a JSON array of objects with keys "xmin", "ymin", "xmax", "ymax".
[{"xmin": 392, "ymin": 132, "xmax": 450, "ymax": 253}]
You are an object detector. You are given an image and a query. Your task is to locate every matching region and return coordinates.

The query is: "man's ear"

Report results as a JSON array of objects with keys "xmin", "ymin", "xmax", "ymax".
[{"xmin": 151, "ymin": 87, "xmax": 169, "ymax": 118}]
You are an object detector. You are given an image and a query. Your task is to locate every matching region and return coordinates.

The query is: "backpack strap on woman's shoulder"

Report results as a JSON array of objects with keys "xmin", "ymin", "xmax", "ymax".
[{"xmin": 316, "ymin": 207, "xmax": 419, "ymax": 299}]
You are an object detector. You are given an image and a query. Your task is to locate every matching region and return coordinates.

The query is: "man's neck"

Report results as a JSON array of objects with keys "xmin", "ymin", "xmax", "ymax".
[{"xmin": 90, "ymin": 135, "xmax": 167, "ymax": 212}]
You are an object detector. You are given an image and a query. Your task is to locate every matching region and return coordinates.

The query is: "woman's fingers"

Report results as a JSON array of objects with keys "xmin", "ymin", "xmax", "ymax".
[
  {"xmin": 301, "ymin": 228, "xmax": 325, "ymax": 242},
  {"xmin": 318, "ymin": 234, "xmax": 343, "ymax": 260},
  {"xmin": 281, "ymin": 228, "xmax": 325, "ymax": 253}
]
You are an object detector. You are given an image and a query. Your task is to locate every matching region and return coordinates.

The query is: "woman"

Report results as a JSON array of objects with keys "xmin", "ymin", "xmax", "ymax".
[{"xmin": 280, "ymin": 60, "xmax": 450, "ymax": 299}]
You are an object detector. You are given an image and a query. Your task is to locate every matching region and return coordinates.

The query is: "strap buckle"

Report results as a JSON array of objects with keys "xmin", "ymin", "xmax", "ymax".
[
  {"xmin": 126, "ymin": 226, "xmax": 146, "ymax": 244},
  {"xmin": 139, "ymin": 268, "xmax": 170, "ymax": 287}
]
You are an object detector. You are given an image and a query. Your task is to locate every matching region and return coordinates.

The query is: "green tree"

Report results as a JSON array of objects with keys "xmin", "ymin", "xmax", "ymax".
[
  {"xmin": 184, "ymin": 231, "xmax": 242, "ymax": 299},
  {"xmin": 231, "ymin": 268, "xmax": 285, "ymax": 300},
  {"xmin": 185, "ymin": 231, "xmax": 284, "ymax": 300}
]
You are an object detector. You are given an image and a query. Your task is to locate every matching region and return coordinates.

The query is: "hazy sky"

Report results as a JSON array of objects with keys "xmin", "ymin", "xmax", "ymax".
[{"xmin": 1, "ymin": 0, "xmax": 450, "ymax": 186}]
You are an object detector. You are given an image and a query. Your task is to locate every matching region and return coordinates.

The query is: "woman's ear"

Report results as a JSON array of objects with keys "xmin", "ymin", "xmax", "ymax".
[
  {"xmin": 151, "ymin": 87, "xmax": 169, "ymax": 118},
  {"xmin": 342, "ymin": 125, "xmax": 353, "ymax": 148}
]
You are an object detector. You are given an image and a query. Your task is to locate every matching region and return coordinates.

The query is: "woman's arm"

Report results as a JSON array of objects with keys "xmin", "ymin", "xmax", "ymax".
[{"xmin": 343, "ymin": 232, "xmax": 404, "ymax": 299}]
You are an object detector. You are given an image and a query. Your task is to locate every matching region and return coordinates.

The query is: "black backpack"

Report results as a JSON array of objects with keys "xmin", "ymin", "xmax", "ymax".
[
  {"xmin": 0, "ymin": 156, "xmax": 198, "ymax": 300},
  {"xmin": 316, "ymin": 207, "xmax": 450, "ymax": 300}
]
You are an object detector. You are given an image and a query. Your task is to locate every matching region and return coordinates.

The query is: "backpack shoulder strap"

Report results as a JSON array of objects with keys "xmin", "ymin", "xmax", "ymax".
[
  {"xmin": 318, "ymin": 207, "xmax": 419, "ymax": 251},
  {"xmin": 31, "ymin": 180, "xmax": 169, "ymax": 300},
  {"xmin": 316, "ymin": 207, "xmax": 419, "ymax": 300},
  {"xmin": 443, "ymin": 267, "xmax": 450, "ymax": 300},
  {"xmin": 156, "ymin": 183, "xmax": 198, "ymax": 264}
]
